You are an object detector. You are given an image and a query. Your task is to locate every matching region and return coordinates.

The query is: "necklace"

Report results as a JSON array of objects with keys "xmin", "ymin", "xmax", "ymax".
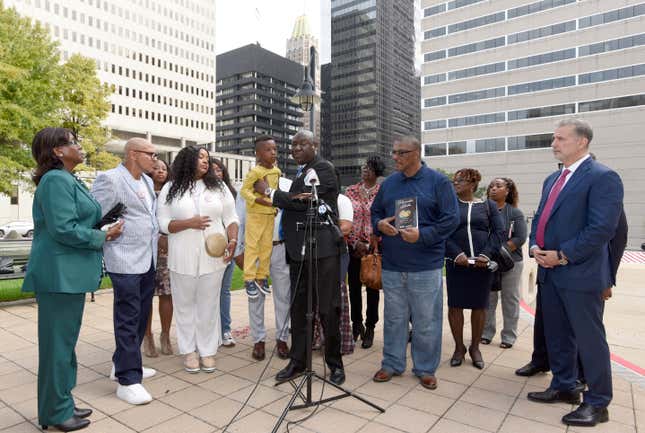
[{"xmin": 360, "ymin": 183, "xmax": 377, "ymax": 195}]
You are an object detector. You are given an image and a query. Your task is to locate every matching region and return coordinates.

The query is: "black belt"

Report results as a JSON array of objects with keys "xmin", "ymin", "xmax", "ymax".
[{"xmin": 273, "ymin": 240, "xmax": 284, "ymax": 246}]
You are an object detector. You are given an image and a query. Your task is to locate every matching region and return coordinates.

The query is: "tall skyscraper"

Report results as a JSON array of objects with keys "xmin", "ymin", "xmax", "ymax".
[
  {"xmin": 420, "ymin": 0, "xmax": 645, "ymax": 248},
  {"xmin": 286, "ymin": 14, "xmax": 321, "ymax": 139},
  {"xmin": 215, "ymin": 44, "xmax": 304, "ymax": 176},
  {"xmin": 5, "ymin": 0, "xmax": 216, "ymax": 157},
  {"xmin": 330, "ymin": 0, "xmax": 420, "ymax": 185}
]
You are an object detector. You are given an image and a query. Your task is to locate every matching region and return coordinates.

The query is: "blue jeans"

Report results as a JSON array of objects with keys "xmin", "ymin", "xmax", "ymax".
[
  {"xmin": 220, "ymin": 261, "xmax": 235, "ymax": 334},
  {"xmin": 381, "ymin": 268, "xmax": 443, "ymax": 377}
]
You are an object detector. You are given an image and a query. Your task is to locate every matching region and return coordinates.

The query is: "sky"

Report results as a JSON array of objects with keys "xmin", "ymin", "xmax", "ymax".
[{"xmin": 216, "ymin": 0, "xmax": 331, "ymax": 63}]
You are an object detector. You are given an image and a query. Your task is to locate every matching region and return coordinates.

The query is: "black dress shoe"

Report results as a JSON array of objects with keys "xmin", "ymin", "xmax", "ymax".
[
  {"xmin": 515, "ymin": 362, "xmax": 549, "ymax": 377},
  {"xmin": 73, "ymin": 407, "xmax": 92, "ymax": 419},
  {"xmin": 574, "ymin": 380, "xmax": 586, "ymax": 394},
  {"xmin": 468, "ymin": 346, "xmax": 485, "ymax": 370},
  {"xmin": 562, "ymin": 403, "xmax": 609, "ymax": 426},
  {"xmin": 42, "ymin": 415, "xmax": 90, "ymax": 432},
  {"xmin": 361, "ymin": 327, "xmax": 374, "ymax": 349},
  {"xmin": 352, "ymin": 323, "xmax": 365, "ymax": 342},
  {"xmin": 450, "ymin": 345, "xmax": 466, "ymax": 367},
  {"xmin": 329, "ymin": 368, "xmax": 346, "ymax": 385},
  {"xmin": 527, "ymin": 388, "xmax": 581, "ymax": 404},
  {"xmin": 275, "ymin": 361, "xmax": 304, "ymax": 382}
]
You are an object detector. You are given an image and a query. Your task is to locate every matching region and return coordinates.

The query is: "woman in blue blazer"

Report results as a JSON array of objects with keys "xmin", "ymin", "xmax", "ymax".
[{"xmin": 22, "ymin": 128, "xmax": 123, "ymax": 432}]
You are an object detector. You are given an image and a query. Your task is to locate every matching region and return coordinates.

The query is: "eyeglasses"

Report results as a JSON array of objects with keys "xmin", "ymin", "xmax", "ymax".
[
  {"xmin": 134, "ymin": 150, "xmax": 158, "ymax": 159},
  {"xmin": 453, "ymin": 179, "xmax": 469, "ymax": 184},
  {"xmin": 64, "ymin": 140, "xmax": 81, "ymax": 147},
  {"xmin": 391, "ymin": 149, "xmax": 416, "ymax": 156}
]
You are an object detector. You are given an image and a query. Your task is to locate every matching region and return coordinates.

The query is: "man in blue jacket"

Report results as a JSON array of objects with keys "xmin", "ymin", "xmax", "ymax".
[
  {"xmin": 370, "ymin": 135, "xmax": 459, "ymax": 390},
  {"xmin": 527, "ymin": 119, "xmax": 623, "ymax": 427}
]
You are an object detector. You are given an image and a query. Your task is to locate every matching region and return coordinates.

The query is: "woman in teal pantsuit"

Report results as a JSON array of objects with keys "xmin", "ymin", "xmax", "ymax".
[{"xmin": 22, "ymin": 128, "xmax": 123, "ymax": 432}]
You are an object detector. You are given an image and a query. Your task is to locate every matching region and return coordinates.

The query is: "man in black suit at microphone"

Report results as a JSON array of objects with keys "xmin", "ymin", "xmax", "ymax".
[{"xmin": 253, "ymin": 130, "xmax": 345, "ymax": 385}]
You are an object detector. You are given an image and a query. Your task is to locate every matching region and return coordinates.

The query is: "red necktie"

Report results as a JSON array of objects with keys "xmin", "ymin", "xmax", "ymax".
[{"xmin": 535, "ymin": 169, "xmax": 570, "ymax": 248}]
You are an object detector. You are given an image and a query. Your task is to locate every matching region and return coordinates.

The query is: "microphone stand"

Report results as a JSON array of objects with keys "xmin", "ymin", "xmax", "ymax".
[{"xmin": 271, "ymin": 184, "xmax": 384, "ymax": 433}]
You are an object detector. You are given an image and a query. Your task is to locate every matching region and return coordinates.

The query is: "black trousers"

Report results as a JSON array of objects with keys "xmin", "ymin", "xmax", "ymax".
[
  {"xmin": 289, "ymin": 255, "xmax": 343, "ymax": 371},
  {"xmin": 347, "ymin": 255, "xmax": 380, "ymax": 329}
]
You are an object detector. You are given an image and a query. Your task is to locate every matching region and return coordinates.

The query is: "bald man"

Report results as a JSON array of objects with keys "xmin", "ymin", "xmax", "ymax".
[{"xmin": 91, "ymin": 138, "xmax": 160, "ymax": 405}]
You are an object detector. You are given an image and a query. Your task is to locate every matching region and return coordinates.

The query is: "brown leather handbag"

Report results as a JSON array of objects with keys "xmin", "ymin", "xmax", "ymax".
[{"xmin": 360, "ymin": 244, "xmax": 382, "ymax": 290}]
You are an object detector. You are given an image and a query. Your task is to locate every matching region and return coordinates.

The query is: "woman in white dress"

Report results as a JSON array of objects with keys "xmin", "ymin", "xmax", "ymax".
[{"xmin": 157, "ymin": 146, "xmax": 239, "ymax": 373}]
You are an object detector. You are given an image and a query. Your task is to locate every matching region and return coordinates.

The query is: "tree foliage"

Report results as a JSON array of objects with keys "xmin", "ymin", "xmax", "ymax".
[
  {"xmin": 0, "ymin": 2, "xmax": 118, "ymax": 195},
  {"xmin": 0, "ymin": 3, "xmax": 62, "ymax": 195},
  {"xmin": 57, "ymin": 54, "xmax": 119, "ymax": 171}
]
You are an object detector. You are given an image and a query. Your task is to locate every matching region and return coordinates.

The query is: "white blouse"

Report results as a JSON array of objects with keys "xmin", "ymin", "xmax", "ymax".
[{"xmin": 157, "ymin": 180, "xmax": 239, "ymax": 276}]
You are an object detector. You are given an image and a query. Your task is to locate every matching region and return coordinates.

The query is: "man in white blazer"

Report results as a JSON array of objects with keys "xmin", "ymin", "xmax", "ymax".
[{"xmin": 91, "ymin": 138, "xmax": 159, "ymax": 405}]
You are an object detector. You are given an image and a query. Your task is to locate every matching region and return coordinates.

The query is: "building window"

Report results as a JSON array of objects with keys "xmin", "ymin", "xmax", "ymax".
[
  {"xmin": 508, "ymin": 0, "xmax": 576, "ymax": 20},
  {"xmin": 424, "ymin": 120, "xmax": 447, "ymax": 130},
  {"xmin": 449, "ymin": 62, "xmax": 505, "ymax": 81},
  {"xmin": 424, "ymin": 143, "xmax": 447, "ymax": 156},
  {"xmin": 424, "ymin": 73, "xmax": 447, "ymax": 85},
  {"xmin": 448, "ymin": 11, "xmax": 505, "ymax": 34},
  {"xmin": 508, "ymin": 104, "xmax": 576, "ymax": 121},
  {"xmin": 424, "ymin": 3, "xmax": 446, "ymax": 17},
  {"xmin": 508, "ymin": 20, "xmax": 576, "ymax": 44},
  {"xmin": 579, "ymin": 4, "xmax": 645, "ymax": 29},
  {"xmin": 578, "ymin": 94, "xmax": 645, "ymax": 112},
  {"xmin": 448, "ymin": 112, "xmax": 505, "ymax": 128},
  {"xmin": 508, "ymin": 48, "xmax": 576, "ymax": 70},
  {"xmin": 424, "ymin": 50, "xmax": 446, "ymax": 62},
  {"xmin": 423, "ymin": 96, "xmax": 447, "ymax": 108},
  {"xmin": 508, "ymin": 133, "xmax": 552, "ymax": 150},
  {"xmin": 579, "ymin": 33, "xmax": 645, "ymax": 56},
  {"xmin": 578, "ymin": 64, "xmax": 645, "ymax": 85},
  {"xmin": 449, "ymin": 87, "xmax": 505, "ymax": 104},
  {"xmin": 507, "ymin": 76, "xmax": 575, "ymax": 95},
  {"xmin": 448, "ymin": 37, "xmax": 505, "ymax": 57},
  {"xmin": 448, "ymin": 0, "xmax": 485, "ymax": 10}
]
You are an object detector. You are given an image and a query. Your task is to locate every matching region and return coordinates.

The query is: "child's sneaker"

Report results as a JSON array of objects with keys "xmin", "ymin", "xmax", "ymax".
[
  {"xmin": 257, "ymin": 279, "xmax": 272, "ymax": 296},
  {"xmin": 245, "ymin": 280, "xmax": 259, "ymax": 299}
]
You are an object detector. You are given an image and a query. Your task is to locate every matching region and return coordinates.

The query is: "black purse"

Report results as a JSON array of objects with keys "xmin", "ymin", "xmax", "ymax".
[
  {"xmin": 486, "ymin": 202, "xmax": 515, "ymax": 273},
  {"xmin": 94, "ymin": 203, "xmax": 127, "ymax": 229}
]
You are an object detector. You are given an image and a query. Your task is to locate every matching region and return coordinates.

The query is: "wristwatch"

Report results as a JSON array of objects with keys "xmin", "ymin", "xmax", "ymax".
[
  {"xmin": 264, "ymin": 187, "xmax": 273, "ymax": 197},
  {"xmin": 557, "ymin": 250, "xmax": 568, "ymax": 266}
]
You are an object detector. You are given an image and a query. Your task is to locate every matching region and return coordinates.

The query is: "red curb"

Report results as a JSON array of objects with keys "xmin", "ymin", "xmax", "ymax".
[{"xmin": 519, "ymin": 299, "xmax": 645, "ymax": 377}]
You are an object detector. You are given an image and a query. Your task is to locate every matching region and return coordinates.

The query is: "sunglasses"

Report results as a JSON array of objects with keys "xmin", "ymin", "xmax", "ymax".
[{"xmin": 391, "ymin": 149, "xmax": 416, "ymax": 156}]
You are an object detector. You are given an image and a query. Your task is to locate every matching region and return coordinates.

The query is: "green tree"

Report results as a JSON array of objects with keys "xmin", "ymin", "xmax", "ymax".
[
  {"xmin": 56, "ymin": 54, "xmax": 120, "ymax": 171},
  {"xmin": 0, "ymin": 2, "xmax": 62, "ymax": 194}
]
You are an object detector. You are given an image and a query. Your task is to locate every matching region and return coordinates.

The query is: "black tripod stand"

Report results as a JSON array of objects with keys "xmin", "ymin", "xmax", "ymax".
[{"xmin": 271, "ymin": 190, "xmax": 384, "ymax": 433}]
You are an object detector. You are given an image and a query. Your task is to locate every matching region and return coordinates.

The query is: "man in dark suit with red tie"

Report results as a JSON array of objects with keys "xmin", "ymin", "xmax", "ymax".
[{"xmin": 527, "ymin": 119, "xmax": 623, "ymax": 427}]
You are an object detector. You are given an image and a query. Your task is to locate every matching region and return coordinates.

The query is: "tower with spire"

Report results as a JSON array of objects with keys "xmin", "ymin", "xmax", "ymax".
[{"xmin": 286, "ymin": 15, "xmax": 321, "ymax": 139}]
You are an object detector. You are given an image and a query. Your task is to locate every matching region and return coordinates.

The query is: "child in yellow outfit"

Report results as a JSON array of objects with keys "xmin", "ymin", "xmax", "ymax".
[{"xmin": 240, "ymin": 136, "xmax": 281, "ymax": 299}]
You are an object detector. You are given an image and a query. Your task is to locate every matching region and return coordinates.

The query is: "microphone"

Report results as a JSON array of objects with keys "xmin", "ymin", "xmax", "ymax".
[
  {"xmin": 318, "ymin": 199, "xmax": 343, "ymax": 242},
  {"xmin": 304, "ymin": 168, "xmax": 320, "ymax": 202},
  {"xmin": 304, "ymin": 168, "xmax": 320, "ymax": 186}
]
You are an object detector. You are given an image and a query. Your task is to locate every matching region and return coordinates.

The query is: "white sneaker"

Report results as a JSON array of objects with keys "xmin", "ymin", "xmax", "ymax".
[
  {"xmin": 116, "ymin": 383, "xmax": 152, "ymax": 405},
  {"xmin": 110, "ymin": 364, "xmax": 157, "ymax": 381},
  {"xmin": 222, "ymin": 331, "xmax": 236, "ymax": 347}
]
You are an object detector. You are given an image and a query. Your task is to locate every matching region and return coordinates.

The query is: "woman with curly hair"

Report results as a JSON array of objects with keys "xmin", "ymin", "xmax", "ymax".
[
  {"xmin": 445, "ymin": 168, "xmax": 504, "ymax": 370},
  {"xmin": 481, "ymin": 177, "xmax": 527, "ymax": 349},
  {"xmin": 156, "ymin": 146, "xmax": 239, "ymax": 373}
]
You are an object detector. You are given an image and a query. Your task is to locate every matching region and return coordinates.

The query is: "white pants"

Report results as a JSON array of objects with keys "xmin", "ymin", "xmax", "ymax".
[{"xmin": 170, "ymin": 270, "xmax": 223, "ymax": 357}]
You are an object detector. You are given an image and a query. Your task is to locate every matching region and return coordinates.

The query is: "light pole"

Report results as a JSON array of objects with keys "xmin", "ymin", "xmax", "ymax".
[{"xmin": 290, "ymin": 46, "xmax": 320, "ymax": 133}]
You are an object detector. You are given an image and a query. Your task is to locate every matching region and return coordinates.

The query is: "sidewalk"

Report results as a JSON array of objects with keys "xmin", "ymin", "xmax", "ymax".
[{"xmin": 0, "ymin": 274, "xmax": 644, "ymax": 433}]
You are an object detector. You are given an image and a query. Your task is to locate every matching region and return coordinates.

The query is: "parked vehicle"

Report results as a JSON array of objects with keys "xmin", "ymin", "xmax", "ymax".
[{"xmin": 0, "ymin": 221, "xmax": 34, "ymax": 238}]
